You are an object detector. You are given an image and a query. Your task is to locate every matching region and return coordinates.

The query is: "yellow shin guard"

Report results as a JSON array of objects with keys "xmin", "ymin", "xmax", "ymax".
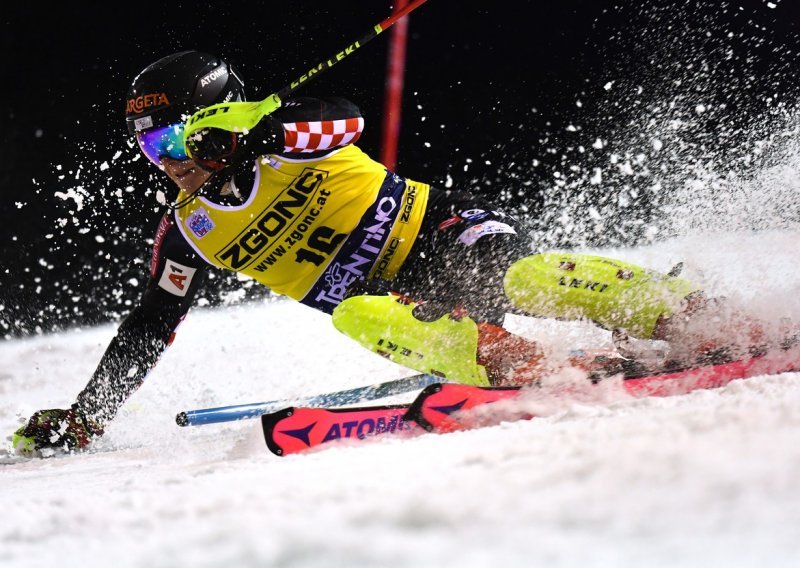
[
  {"xmin": 503, "ymin": 253, "xmax": 701, "ymax": 338},
  {"xmin": 332, "ymin": 294, "xmax": 490, "ymax": 386}
]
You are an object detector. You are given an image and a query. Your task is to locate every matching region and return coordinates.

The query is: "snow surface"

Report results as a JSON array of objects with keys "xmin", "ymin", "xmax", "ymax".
[{"xmin": 3, "ymin": 229, "xmax": 800, "ymax": 568}]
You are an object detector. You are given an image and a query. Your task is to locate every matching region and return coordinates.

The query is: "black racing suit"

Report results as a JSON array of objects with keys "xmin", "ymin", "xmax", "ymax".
[{"xmin": 76, "ymin": 97, "xmax": 529, "ymax": 425}]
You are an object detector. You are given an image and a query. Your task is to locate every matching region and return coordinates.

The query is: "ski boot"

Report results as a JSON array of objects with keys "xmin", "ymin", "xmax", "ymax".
[
  {"xmin": 12, "ymin": 405, "xmax": 103, "ymax": 456},
  {"xmin": 475, "ymin": 321, "xmax": 546, "ymax": 386},
  {"xmin": 650, "ymin": 291, "xmax": 776, "ymax": 367}
]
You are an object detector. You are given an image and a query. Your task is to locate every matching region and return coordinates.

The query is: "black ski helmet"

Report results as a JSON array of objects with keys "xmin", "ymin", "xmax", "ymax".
[{"xmin": 125, "ymin": 50, "xmax": 244, "ymax": 135}]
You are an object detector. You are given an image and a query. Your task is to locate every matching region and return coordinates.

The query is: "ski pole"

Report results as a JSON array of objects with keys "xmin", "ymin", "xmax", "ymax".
[
  {"xmin": 176, "ymin": 373, "xmax": 443, "ymax": 427},
  {"xmin": 184, "ymin": 0, "xmax": 430, "ymax": 144}
]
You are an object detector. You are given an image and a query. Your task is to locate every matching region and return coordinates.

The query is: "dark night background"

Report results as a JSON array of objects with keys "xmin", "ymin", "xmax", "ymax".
[{"xmin": 2, "ymin": 0, "xmax": 800, "ymax": 338}]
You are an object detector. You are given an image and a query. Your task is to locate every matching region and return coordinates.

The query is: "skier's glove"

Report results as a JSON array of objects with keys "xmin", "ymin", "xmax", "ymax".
[
  {"xmin": 12, "ymin": 405, "xmax": 104, "ymax": 456},
  {"xmin": 186, "ymin": 115, "xmax": 283, "ymax": 171}
]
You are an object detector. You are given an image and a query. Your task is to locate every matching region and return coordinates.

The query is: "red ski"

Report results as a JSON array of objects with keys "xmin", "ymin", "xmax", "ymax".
[
  {"xmin": 261, "ymin": 343, "xmax": 800, "ymax": 456},
  {"xmin": 620, "ymin": 344, "xmax": 800, "ymax": 396},
  {"xmin": 261, "ymin": 404, "xmax": 425, "ymax": 456},
  {"xmin": 406, "ymin": 383, "xmax": 524, "ymax": 433},
  {"xmin": 406, "ymin": 343, "xmax": 800, "ymax": 433}
]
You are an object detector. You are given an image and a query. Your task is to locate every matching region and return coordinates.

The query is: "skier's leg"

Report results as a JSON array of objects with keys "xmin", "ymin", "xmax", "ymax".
[
  {"xmin": 340, "ymin": 188, "xmax": 603, "ymax": 386},
  {"xmin": 503, "ymin": 252, "xmax": 795, "ymax": 364},
  {"xmin": 388, "ymin": 189, "xmax": 554, "ymax": 384},
  {"xmin": 342, "ymin": 188, "xmax": 665, "ymax": 385},
  {"xmin": 332, "ymin": 290, "xmax": 626, "ymax": 386}
]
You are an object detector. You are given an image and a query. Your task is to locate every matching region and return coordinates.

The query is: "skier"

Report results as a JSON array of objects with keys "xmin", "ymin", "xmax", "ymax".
[{"xmin": 11, "ymin": 50, "xmax": 764, "ymax": 455}]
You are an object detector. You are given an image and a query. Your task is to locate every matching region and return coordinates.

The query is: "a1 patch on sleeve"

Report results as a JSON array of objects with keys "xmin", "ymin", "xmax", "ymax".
[{"xmin": 158, "ymin": 259, "xmax": 197, "ymax": 297}]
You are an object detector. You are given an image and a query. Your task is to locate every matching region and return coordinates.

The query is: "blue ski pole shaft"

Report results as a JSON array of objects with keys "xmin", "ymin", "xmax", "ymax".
[{"xmin": 176, "ymin": 374, "xmax": 443, "ymax": 427}]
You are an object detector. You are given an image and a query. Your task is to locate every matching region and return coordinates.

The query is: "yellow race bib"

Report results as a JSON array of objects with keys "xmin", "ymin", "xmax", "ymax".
[{"xmin": 174, "ymin": 145, "xmax": 428, "ymax": 313}]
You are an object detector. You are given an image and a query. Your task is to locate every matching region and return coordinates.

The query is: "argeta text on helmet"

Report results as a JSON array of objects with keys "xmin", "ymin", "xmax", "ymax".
[{"xmin": 127, "ymin": 92, "xmax": 170, "ymax": 115}]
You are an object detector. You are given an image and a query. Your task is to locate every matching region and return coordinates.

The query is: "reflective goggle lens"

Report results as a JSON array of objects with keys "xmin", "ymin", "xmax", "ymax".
[{"xmin": 136, "ymin": 123, "xmax": 188, "ymax": 165}]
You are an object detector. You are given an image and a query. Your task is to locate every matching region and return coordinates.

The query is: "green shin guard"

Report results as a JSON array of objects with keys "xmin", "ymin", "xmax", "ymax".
[
  {"xmin": 332, "ymin": 295, "xmax": 490, "ymax": 386},
  {"xmin": 503, "ymin": 253, "xmax": 701, "ymax": 338}
]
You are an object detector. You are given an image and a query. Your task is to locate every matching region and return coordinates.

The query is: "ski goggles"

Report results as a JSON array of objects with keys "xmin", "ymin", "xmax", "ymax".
[{"xmin": 136, "ymin": 122, "xmax": 189, "ymax": 165}]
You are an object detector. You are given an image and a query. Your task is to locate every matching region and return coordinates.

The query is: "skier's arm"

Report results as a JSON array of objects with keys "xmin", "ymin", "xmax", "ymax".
[
  {"xmin": 75, "ymin": 214, "xmax": 207, "ymax": 426},
  {"xmin": 188, "ymin": 96, "xmax": 365, "ymax": 170}
]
